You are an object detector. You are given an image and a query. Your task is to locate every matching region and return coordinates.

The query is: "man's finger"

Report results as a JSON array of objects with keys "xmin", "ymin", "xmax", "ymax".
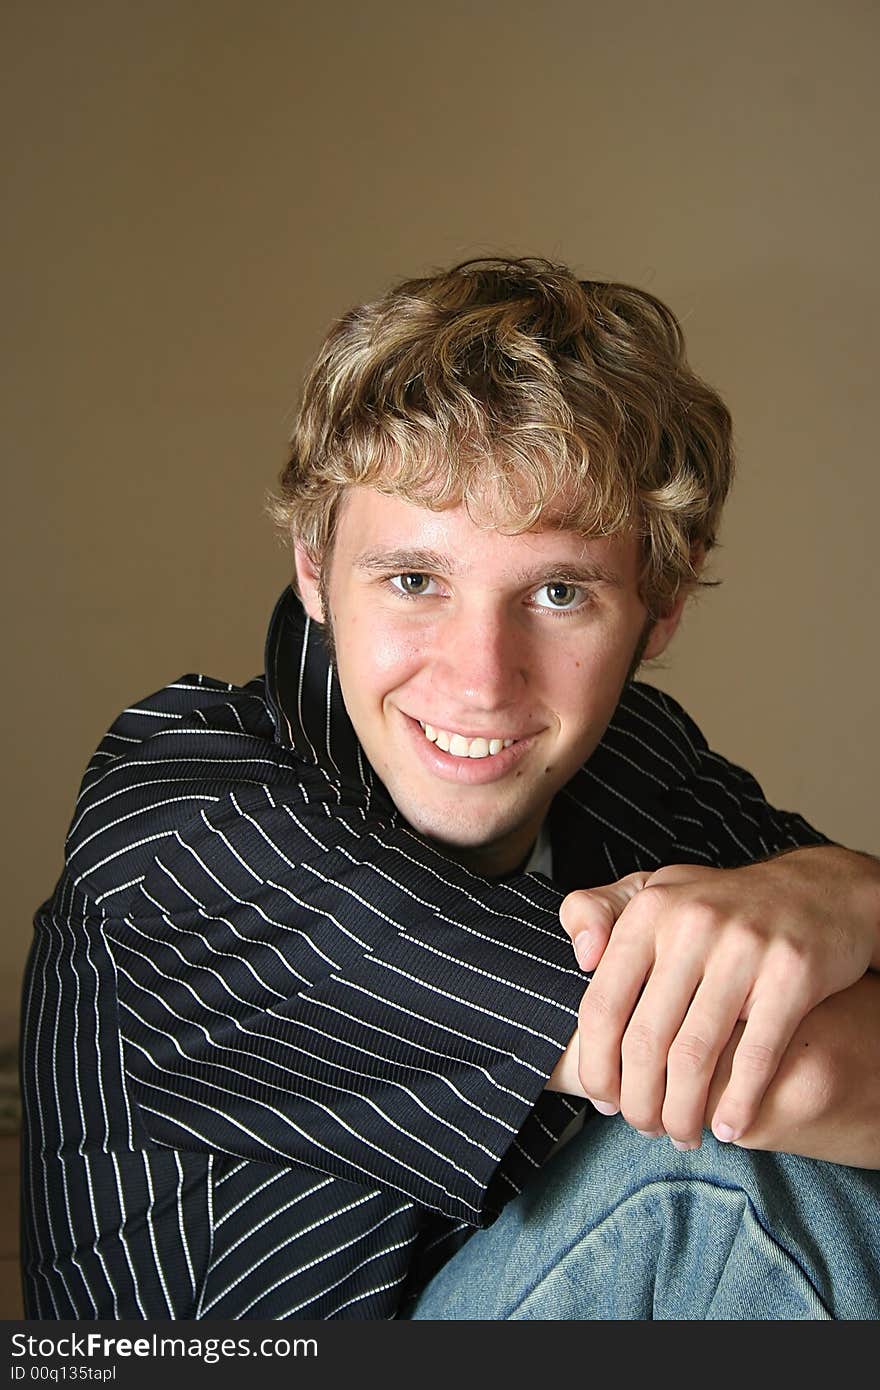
[
  {"xmin": 576, "ymin": 924, "xmax": 656, "ymax": 1107},
  {"xmin": 559, "ymin": 871, "xmax": 653, "ymax": 971},
  {"xmin": 709, "ymin": 991, "xmax": 807, "ymax": 1143},
  {"xmin": 658, "ymin": 960, "xmax": 753, "ymax": 1147}
]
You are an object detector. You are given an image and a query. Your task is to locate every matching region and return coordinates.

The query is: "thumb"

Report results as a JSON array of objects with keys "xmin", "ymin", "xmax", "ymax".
[{"xmin": 559, "ymin": 871, "xmax": 653, "ymax": 971}]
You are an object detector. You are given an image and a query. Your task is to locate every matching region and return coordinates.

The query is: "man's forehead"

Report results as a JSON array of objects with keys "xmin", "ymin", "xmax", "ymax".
[{"xmin": 334, "ymin": 487, "xmax": 639, "ymax": 585}]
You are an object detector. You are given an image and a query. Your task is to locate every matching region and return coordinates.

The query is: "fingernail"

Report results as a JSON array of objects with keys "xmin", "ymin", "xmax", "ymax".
[
  {"xmin": 636, "ymin": 1129, "xmax": 664, "ymax": 1139},
  {"xmin": 713, "ymin": 1123, "xmax": 737, "ymax": 1143},
  {"xmin": 587, "ymin": 1098, "xmax": 619, "ymax": 1116},
  {"xmin": 670, "ymin": 1139, "xmax": 698, "ymax": 1152},
  {"xmin": 572, "ymin": 932, "xmax": 592, "ymax": 969}
]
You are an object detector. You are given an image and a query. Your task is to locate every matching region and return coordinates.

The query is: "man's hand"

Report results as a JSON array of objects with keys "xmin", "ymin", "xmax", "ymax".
[
  {"xmin": 558, "ymin": 846, "xmax": 880, "ymax": 1150},
  {"xmin": 705, "ymin": 973, "xmax": 880, "ymax": 1168}
]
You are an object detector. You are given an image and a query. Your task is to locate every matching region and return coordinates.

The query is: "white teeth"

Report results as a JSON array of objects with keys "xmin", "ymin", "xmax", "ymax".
[{"xmin": 419, "ymin": 722, "xmax": 517, "ymax": 759}]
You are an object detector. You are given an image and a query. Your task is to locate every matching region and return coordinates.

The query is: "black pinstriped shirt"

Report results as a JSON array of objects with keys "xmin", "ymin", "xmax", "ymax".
[{"xmin": 20, "ymin": 587, "xmax": 829, "ymax": 1319}]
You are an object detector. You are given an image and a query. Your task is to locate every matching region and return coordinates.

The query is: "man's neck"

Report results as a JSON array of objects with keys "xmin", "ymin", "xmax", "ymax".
[{"xmin": 422, "ymin": 820, "xmax": 549, "ymax": 880}]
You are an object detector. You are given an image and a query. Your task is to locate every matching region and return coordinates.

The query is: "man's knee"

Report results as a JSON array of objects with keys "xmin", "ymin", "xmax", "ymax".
[{"xmin": 410, "ymin": 1117, "xmax": 880, "ymax": 1319}]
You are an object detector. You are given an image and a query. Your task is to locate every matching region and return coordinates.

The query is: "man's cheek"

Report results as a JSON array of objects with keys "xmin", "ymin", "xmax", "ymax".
[
  {"xmin": 366, "ymin": 627, "xmax": 431, "ymax": 683},
  {"xmin": 336, "ymin": 628, "xmax": 421, "ymax": 705}
]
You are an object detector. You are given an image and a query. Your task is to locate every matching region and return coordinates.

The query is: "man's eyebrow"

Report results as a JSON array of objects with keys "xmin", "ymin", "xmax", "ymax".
[
  {"xmin": 355, "ymin": 548, "xmax": 455, "ymax": 574},
  {"xmin": 514, "ymin": 561, "xmax": 625, "ymax": 589},
  {"xmin": 354, "ymin": 548, "xmax": 624, "ymax": 587}
]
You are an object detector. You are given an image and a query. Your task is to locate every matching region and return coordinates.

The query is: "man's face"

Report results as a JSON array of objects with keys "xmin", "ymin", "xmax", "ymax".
[{"xmin": 295, "ymin": 488, "xmax": 684, "ymax": 877}]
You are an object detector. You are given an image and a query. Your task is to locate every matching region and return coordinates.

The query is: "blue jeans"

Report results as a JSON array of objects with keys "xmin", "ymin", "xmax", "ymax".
[{"xmin": 407, "ymin": 1116, "xmax": 880, "ymax": 1319}]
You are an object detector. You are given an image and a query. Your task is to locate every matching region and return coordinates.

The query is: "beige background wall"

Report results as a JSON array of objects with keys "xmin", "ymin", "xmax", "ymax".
[{"xmin": 4, "ymin": 0, "xmax": 879, "ymax": 1049}]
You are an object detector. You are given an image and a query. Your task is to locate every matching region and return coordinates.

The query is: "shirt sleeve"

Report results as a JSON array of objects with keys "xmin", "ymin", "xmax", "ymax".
[{"xmin": 63, "ymin": 678, "xmax": 587, "ymax": 1225}]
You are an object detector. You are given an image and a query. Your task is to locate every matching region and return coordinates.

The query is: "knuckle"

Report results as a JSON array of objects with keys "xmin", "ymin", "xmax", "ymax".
[
  {"xmin": 642, "ymin": 864, "xmax": 679, "ymax": 886},
  {"xmin": 769, "ymin": 936, "xmax": 809, "ymax": 972},
  {"xmin": 779, "ymin": 928, "xmax": 811, "ymax": 958},
  {"xmin": 678, "ymin": 900, "xmax": 724, "ymax": 936},
  {"xmin": 621, "ymin": 1020, "xmax": 662, "ymax": 1066},
  {"xmin": 726, "ymin": 914, "xmax": 764, "ymax": 949},
  {"xmin": 627, "ymin": 883, "xmax": 667, "ymax": 920},
  {"xmin": 668, "ymin": 1030, "xmax": 714, "ymax": 1075},
  {"xmin": 580, "ymin": 985, "xmax": 616, "ymax": 1026},
  {"xmin": 767, "ymin": 940, "xmax": 819, "ymax": 993},
  {"xmin": 733, "ymin": 1039, "xmax": 780, "ymax": 1077}
]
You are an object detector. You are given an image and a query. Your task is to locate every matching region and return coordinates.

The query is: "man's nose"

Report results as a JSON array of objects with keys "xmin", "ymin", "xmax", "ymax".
[{"xmin": 430, "ymin": 604, "xmax": 528, "ymax": 710}]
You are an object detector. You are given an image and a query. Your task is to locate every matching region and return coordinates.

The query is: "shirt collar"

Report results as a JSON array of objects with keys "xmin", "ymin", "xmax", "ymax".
[
  {"xmin": 263, "ymin": 583, "xmax": 379, "ymax": 798},
  {"xmin": 264, "ymin": 584, "xmax": 698, "ymax": 884}
]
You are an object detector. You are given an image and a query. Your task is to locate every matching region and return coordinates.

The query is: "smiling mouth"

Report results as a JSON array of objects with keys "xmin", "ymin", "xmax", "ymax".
[{"xmin": 418, "ymin": 721, "xmax": 517, "ymax": 759}]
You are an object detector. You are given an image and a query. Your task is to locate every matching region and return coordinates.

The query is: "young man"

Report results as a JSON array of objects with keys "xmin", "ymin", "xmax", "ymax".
[{"xmin": 21, "ymin": 258, "xmax": 880, "ymax": 1321}]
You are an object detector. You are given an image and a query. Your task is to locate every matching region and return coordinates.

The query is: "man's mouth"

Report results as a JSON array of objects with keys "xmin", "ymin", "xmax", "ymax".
[{"xmin": 418, "ymin": 721, "xmax": 516, "ymax": 759}]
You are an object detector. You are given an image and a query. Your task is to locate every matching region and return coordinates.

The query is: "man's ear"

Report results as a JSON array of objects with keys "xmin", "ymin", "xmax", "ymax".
[
  {"xmin": 640, "ymin": 546, "xmax": 704, "ymax": 662},
  {"xmin": 641, "ymin": 590, "xmax": 688, "ymax": 661},
  {"xmin": 293, "ymin": 542, "xmax": 326, "ymax": 624}
]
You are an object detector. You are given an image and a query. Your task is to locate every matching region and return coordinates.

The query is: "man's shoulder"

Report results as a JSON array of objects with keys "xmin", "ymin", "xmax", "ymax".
[
  {"xmin": 80, "ymin": 669, "xmax": 388, "ymax": 834},
  {"xmin": 82, "ymin": 672, "xmax": 284, "ymax": 783},
  {"xmin": 605, "ymin": 680, "xmax": 709, "ymax": 782},
  {"xmin": 95, "ymin": 672, "xmax": 276, "ymax": 746}
]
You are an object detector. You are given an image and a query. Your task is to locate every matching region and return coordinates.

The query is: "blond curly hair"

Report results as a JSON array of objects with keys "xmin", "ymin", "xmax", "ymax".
[{"xmin": 269, "ymin": 256, "xmax": 734, "ymax": 618}]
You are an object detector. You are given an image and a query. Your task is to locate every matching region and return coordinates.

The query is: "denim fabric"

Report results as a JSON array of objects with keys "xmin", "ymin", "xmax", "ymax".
[{"xmin": 407, "ymin": 1116, "xmax": 880, "ymax": 1320}]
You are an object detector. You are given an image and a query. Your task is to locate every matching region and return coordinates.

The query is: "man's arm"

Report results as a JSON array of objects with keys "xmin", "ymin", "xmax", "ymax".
[
  {"xmin": 552, "ymin": 845, "xmax": 880, "ymax": 1164},
  {"xmin": 60, "ymin": 678, "xmax": 588, "ymax": 1224}
]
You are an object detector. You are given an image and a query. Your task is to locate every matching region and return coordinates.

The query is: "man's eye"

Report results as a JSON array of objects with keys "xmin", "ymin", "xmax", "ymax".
[
  {"xmin": 532, "ymin": 582, "xmax": 585, "ymax": 610},
  {"xmin": 390, "ymin": 573, "xmax": 437, "ymax": 596}
]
